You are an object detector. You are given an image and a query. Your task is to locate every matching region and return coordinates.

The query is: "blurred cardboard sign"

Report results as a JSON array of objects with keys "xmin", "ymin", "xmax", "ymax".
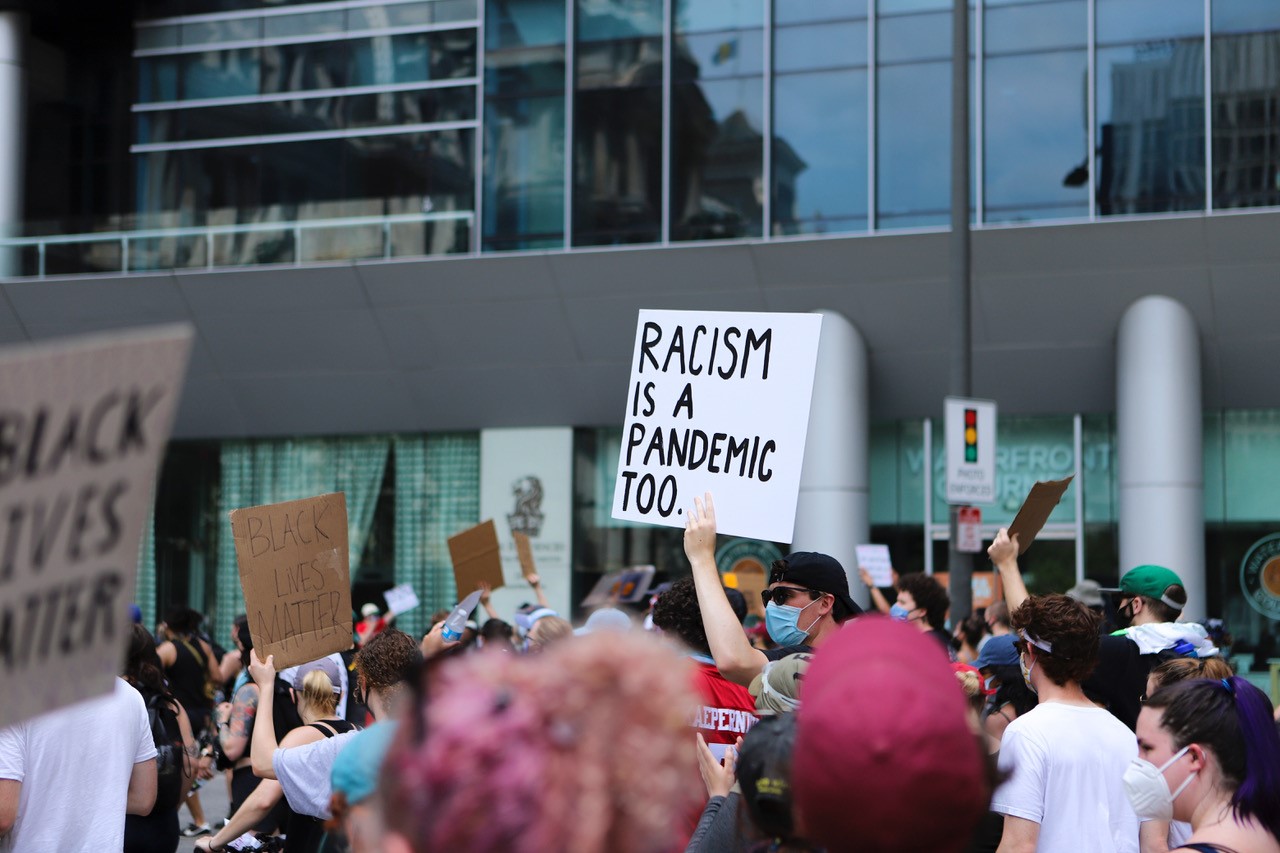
[
  {"xmin": 1007, "ymin": 476, "xmax": 1074, "ymax": 555},
  {"xmin": 231, "ymin": 492, "xmax": 352, "ymax": 670},
  {"xmin": 955, "ymin": 506, "xmax": 983, "ymax": 553},
  {"xmin": 934, "ymin": 571, "xmax": 999, "ymax": 610},
  {"xmin": 448, "ymin": 519, "xmax": 505, "ymax": 596},
  {"xmin": 512, "ymin": 530, "xmax": 537, "ymax": 579},
  {"xmin": 856, "ymin": 544, "xmax": 894, "ymax": 587},
  {"xmin": 582, "ymin": 565, "xmax": 655, "ymax": 607},
  {"xmin": 383, "ymin": 583, "xmax": 420, "ymax": 616},
  {"xmin": 0, "ymin": 325, "xmax": 192, "ymax": 729}
]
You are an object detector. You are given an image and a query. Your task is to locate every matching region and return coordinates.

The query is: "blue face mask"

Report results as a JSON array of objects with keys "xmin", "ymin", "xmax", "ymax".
[
  {"xmin": 889, "ymin": 603, "xmax": 912, "ymax": 622},
  {"xmin": 765, "ymin": 598, "xmax": 820, "ymax": 647}
]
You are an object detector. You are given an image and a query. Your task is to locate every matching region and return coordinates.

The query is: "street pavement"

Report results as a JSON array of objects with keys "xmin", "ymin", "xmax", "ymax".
[{"xmin": 177, "ymin": 775, "xmax": 231, "ymax": 853}]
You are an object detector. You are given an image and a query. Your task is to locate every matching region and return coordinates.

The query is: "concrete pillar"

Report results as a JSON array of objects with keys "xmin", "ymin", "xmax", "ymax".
[
  {"xmin": 0, "ymin": 12, "xmax": 25, "ymax": 278},
  {"xmin": 792, "ymin": 309, "xmax": 871, "ymax": 609},
  {"xmin": 1116, "ymin": 296, "xmax": 1205, "ymax": 622}
]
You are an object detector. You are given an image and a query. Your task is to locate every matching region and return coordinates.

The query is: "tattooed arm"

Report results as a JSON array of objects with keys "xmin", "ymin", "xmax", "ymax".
[{"xmin": 218, "ymin": 682, "xmax": 259, "ymax": 764}]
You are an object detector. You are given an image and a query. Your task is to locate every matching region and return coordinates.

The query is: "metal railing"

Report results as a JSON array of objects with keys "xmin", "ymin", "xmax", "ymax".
[{"xmin": 0, "ymin": 210, "xmax": 474, "ymax": 278}]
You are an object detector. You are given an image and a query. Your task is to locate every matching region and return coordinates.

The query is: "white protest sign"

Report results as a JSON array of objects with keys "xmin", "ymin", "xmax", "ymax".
[
  {"xmin": 855, "ymin": 544, "xmax": 894, "ymax": 588},
  {"xmin": 945, "ymin": 397, "xmax": 997, "ymax": 505},
  {"xmin": 383, "ymin": 583, "xmax": 420, "ymax": 616},
  {"xmin": 612, "ymin": 310, "xmax": 822, "ymax": 544},
  {"xmin": 0, "ymin": 325, "xmax": 193, "ymax": 729}
]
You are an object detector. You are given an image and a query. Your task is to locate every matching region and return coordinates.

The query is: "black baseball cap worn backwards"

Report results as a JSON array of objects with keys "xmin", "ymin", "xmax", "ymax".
[{"xmin": 769, "ymin": 552, "xmax": 863, "ymax": 622}]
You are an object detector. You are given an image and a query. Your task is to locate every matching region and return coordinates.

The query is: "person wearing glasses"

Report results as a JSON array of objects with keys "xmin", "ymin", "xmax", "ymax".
[
  {"xmin": 989, "ymin": 593, "xmax": 1152, "ymax": 853},
  {"xmin": 683, "ymin": 492, "xmax": 862, "ymax": 687}
]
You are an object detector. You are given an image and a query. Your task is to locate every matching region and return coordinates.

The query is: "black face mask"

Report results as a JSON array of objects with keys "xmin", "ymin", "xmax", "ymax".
[{"xmin": 1115, "ymin": 600, "xmax": 1136, "ymax": 629}]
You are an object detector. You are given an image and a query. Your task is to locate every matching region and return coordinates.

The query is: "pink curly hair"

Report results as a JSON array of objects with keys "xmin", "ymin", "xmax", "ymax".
[{"xmin": 380, "ymin": 632, "xmax": 700, "ymax": 853}]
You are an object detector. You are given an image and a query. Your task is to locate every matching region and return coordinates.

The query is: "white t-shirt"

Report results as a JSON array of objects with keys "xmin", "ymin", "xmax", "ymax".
[
  {"xmin": 992, "ymin": 701, "xmax": 1141, "ymax": 853},
  {"xmin": 274, "ymin": 729, "xmax": 358, "ymax": 819},
  {"xmin": 0, "ymin": 678, "xmax": 158, "ymax": 853}
]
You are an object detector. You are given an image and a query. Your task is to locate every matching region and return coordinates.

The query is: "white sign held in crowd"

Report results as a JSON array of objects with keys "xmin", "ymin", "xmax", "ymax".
[
  {"xmin": 0, "ymin": 325, "xmax": 193, "ymax": 729},
  {"xmin": 612, "ymin": 310, "xmax": 823, "ymax": 544},
  {"xmin": 383, "ymin": 583, "xmax": 420, "ymax": 616},
  {"xmin": 855, "ymin": 544, "xmax": 894, "ymax": 587},
  {"xmin": 945, "ymin": 397, "xmax": 997, "ymax": 505}
]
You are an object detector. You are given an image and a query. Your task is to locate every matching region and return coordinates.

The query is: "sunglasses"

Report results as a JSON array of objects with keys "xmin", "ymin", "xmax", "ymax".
[{"xmin": 761, "ymin": 586, "xmax": 822, "ymax": 607}]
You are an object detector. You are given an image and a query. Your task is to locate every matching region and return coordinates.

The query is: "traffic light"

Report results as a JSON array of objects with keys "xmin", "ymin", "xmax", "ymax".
[{"xmin": 964, "ymin": 408, "xmax": 978, "ymax": 462}]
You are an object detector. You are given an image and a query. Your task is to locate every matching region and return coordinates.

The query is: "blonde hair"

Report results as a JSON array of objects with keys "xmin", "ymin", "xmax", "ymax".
[
  {"xmin": 528, "ymin": 616, "xmax": 573, "ymax": 650},
  {"xmin": 1148, "ymin": 656, "xmax": 1233, "ymax": 692},
  {"xmin": 300, "ymin": 669, "xmax": 340, "ymax": 717}
]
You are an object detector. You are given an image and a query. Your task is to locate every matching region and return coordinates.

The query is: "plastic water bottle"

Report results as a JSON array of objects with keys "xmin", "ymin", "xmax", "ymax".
[{"xmin": 441, "ymin": 590, "xmax": 483, "ymax": 643}]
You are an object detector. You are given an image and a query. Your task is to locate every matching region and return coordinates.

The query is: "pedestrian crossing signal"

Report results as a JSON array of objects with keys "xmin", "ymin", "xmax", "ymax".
[{"xmin": 964, "ymin": 408, "xmax": 978, "ymax": 462}]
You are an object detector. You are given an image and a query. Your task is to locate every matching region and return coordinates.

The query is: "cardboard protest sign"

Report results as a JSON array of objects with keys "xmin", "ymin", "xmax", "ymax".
[
  {"xmin": 447, "ymin": 520, "xmax": 504, "ymax": 597},
  {"xmin": 1007, "ymin": 476, "xmax": 1074, "ymax": 555},
  {"xmin": 383, "ymin": 583, "xmax": 420, "ymax": 616},
  {"xmin": 0, "ymin": 325, "xmax": 192, "ymax": 729},
  {"xmin": 231, "ymin": 493, "xmax": 353, "ymax": 670},
  {"xmin": 612, "ymin": 310, "xmax": 823, "ymax": 544},
  {"xmin": 512, "ymin": 530, "xmax": 537, "ymax": 579},
  {"xmin": 582, "ymin": 565, "xmax": 656, "ymax": 607},
  {"xmin": 856, "ymin": 544, "xmax": 894, "ymax": 587}
]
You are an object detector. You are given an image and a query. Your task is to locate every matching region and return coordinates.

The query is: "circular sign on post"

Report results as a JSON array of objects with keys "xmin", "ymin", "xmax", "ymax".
[{"xmin": 1239, "ymin": 533, "xmax": 1280, "ymax": 620}]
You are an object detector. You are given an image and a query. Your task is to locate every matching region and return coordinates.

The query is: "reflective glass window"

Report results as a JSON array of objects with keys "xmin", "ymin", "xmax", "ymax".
[
  {"xmin": 876, "ymin": 60, "xmax": 949, "ymax": 226},
  {"xmin": 877, "ymin": 11, "xmax": 951, "ymax": 64},
  {"xmin": 573, "ymin": 0, "xmax": 662, "ymax": 246},
  {"xmin": 488, "ymin": 0, "xmax": 567, "ymax": 49},
  {"xmin": 677, "ymin": 0, "xmax": 762, "ymax": 31},
  {"xmin": 578, "ymin": 0, "xmax": 664, "ymax": 41},
  {"xmin": 137, "ymin": 87, "xmax": 478, "ymax": 145},
  {"xmin": 1096, "ymin": 0, "xmax": 1203, "ymax": 44},
  {"xmin": 671, "ymin": 0, "xmax": 764, "ymax": 242},
  {"xmin": 984, "ymin": 1, "xmax": 1086, "ymax": 54},
  {"xmin": 775, "ymin": 22, "xmax": 867, "ymax": 72},
  {"xmin": 180, "ymin": 17, "xmax": 259, "ymax": 47},
  {"xmin": 138, "ymin": 56, "xmax": 180, "ymax": 103},
  {"xmin": 486, "ymin": 0, "xmax": 566, "ymax": 250},
  {"xmin": 1211, "ymin": 0, "xmax": 1280, "ymax": 210},
  {"xmin": 984, "ymin": 49, "xmax": 1089, "ymax": 221},
  {"xmin": 348, "ymin": 32, "xmax": 479, "ymax": 88},
  {"xmin": 136, "ymin": 25, "xmax": 180, "ymax": 51},
  {"xmin": 878, "ymin": 0, "xmax": 949, "ymax": 12},
  {"xmin": 182, "ymin": 48, "xmax": 261, "ymax": 99},
  {"xmin": 264, "ymin": 10, "xmax": 345, "ymax": 40},
  {"xmin": 1095, "ymin": 0, "xmax": 1206, "ymax": 215},
  {"xmin": 773, "ymin": 68, "xmax": 868, "ymax": 234},
  {"xmin": 776, "ymin": 0, "xmax": 868, "ymax": 25}
]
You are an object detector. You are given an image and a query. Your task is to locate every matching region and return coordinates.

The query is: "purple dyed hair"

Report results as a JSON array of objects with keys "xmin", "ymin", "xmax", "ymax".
[
  {"xmin": 379, "ymin": 632, "xmax": 701, "ymax": 853},
  {"xmin": 1145, "ymin": 675, "xmax": 1280, "ymax": 843}
]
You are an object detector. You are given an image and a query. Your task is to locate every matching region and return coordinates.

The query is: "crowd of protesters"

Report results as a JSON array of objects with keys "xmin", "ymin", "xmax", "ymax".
[{"xmin": 3, "ymin": 491, "xmax": 1280, "ymax": 853}]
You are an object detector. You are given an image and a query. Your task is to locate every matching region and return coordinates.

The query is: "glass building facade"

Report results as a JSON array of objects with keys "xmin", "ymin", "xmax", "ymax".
[{"xmin": 12, "ymin": 0, "xmax": 1280, "ymax": 274}]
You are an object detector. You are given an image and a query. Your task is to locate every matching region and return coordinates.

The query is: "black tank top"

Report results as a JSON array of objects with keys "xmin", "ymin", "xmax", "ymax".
[
  {"xmin": 283, "ymin": 718, "xmax": 357, "ymax": 853},
  {"xmin": 166, "ymin": 637, "xmax": 210, "ymax": 716}
]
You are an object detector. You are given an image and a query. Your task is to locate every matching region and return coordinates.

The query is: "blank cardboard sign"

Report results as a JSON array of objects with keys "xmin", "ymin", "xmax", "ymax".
[
  {"xmin": 231, "ymin": 492, "xmax": 353, "ymax": 670},
  {"xmin": 448, "ymin": 519, "xmax": 505, "ymax": 598},
  {"xmin": 1007, "ymin": 476, "xmax": 1075, "ymax": 555},
  {"xmin": 0, "ymin": 325, "xmax": 192, "ymax": 729},
  {"xmin": 512, "ymin": 530, "xmax": 537, "ymax": 579}
]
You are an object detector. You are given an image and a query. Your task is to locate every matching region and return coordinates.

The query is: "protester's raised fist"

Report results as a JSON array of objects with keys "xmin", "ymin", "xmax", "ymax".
[
  {"xmin": 988, "ymin": 528, "xmax": 1020, "ymax": 565},
  {"xmin": 527, "ymin": 573, "xmax": 542, "ymax": 588},
  {"xmin": 478, "ymin": 581, "xmax": 492, "ymax": 605}
]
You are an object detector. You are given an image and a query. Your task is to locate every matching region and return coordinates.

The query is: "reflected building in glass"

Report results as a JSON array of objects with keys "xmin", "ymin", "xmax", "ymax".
[{"xmin": 5, "ymin": 0, "xmax": 1280, "ymax": 655}]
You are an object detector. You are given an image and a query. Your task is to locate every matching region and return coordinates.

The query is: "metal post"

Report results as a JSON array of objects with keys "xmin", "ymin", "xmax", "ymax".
[{"xmin": 947, "ymin": 0, "xmax": 974, "ymax": 622}]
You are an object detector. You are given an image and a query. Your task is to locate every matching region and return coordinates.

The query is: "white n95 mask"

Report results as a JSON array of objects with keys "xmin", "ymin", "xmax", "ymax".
[{"xmin": 1122, "ymin": 746, "xmax": 1195, "ymax": 821}]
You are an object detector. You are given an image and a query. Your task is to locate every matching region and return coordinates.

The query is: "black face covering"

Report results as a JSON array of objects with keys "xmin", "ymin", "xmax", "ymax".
[{"xmin": 1115, "ymin": 599, "xmax": 1136, "ymax": 629}]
